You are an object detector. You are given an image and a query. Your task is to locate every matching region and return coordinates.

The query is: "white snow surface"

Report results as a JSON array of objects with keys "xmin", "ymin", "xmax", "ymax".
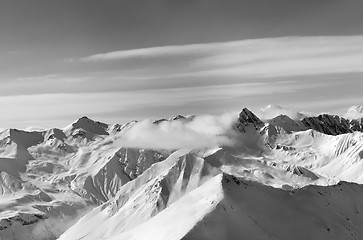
[
  {"xmin": 1, "ymin": 109, "xmax": 363, "ymax": 240},
  {"xmin": 344, "ymin": 105, "xmax": 363, "ymax": 119}
]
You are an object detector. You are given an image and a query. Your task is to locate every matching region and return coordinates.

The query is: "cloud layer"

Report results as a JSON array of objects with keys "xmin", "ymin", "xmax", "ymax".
[{"xmin": 118, "ymin": 113, "xmax": 239, "ymax": 150}]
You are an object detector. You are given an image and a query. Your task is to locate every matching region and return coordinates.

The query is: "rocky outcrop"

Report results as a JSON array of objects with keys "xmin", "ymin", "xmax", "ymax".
[
  {"xmin": 0, "ymin": 213, "xmax": 46, "ymax": 231},
  {"xmin": 235, "ymin": 108, "xmax": 265, "ymax": 133},
  {"xmin": 302, "ymin": 114, "xmax": 363, "ymax": 135}
]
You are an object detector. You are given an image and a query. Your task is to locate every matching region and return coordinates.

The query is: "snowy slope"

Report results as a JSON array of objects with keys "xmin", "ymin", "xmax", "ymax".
[
  {"xmin": 273, "ymin": 130, "xmax": 363, "ymax": 183},
  {"xmin": 58, "ymin": 149, "xmax": 221, "ymax": 240},
  {"xmin": 184, "ymin": 174, "xmax": 363, "ymax": 240},
  {"xmin": 69, "ymin": 172, "xmax": 363, "ymax": 240}
]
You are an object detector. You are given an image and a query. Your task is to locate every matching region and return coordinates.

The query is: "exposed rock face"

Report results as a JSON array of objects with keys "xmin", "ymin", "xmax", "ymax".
[
  {"xmin": 291, "ymin": 166, "xmax": 319, "ymax": 180},
  {"xmin": 236, "ymin": 108, "xmax": 265, "ymax": 132},
  {"xmin": 302, "ymin": 114, "xmax": 363, "ymax": 135},
  {"xmin": 64, "ymin": 116, "xmax": 110, "ymax": 140},
  {"xmin": 153, "ymin": 115, "xmax": 194, "ymax": 124},
  {"xmin": 0, "ymin": 214, "xmax": 46, "ymax": 230},
  {"xmin": 351, "ymin": 118, "xmax": 363, "ymax": 132}
]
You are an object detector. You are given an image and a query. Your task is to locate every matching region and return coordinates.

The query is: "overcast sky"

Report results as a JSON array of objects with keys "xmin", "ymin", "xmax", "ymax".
[{"xmin": 1, "ymin": 0, "xmax": 363, "ymax": 129}]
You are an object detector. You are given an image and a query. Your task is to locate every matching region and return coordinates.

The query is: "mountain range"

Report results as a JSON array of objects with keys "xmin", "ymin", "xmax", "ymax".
[{"xmin": 1, "ymin": 105, "xmax": 363, "ymax": 240}]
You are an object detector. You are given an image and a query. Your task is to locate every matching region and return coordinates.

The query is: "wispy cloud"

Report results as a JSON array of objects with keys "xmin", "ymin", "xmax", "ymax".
[
  {"xmin": 77, "ymin": 45, "xmax": 204, "ymax": 62},
  {"xmin": 75, "ymin": 36, "xmax": 363, "ymax": 78},
  {"xmin": 15, "ymin": 74, "xmax": 90, "ymax": 83}
]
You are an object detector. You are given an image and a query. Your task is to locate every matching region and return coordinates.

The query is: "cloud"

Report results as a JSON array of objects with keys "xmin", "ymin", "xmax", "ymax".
[
  {"xmin": 78, "ymin": 44, "xmax": 209, "ymax": 62},
  {"xmin": 75, "ymin": 36, "xmax": 363, "ymax": 78},
  {"xmin": 15, "ymin": 74, "xmax": 91, "ymax": 83},
  {"xmin": 255, "ymin": 104, "xmax": 308, "ymax": 121},
  {"xmin": 118, "ymin": 112, "xmax": 239, "ymax": 150},
  {"xmin": 117, "ymin": 111, "xmax": 269, "ymax": 155}
]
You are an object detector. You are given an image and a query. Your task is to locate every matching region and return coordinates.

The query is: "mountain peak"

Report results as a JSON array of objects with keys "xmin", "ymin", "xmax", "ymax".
[
  {"xmin": 236, "ymin": 108, "xmax": 264, "ymax": 132},
  {"xmin": 257, "ymin": 104, "xmax": 306, "ymax": 121},
  {"xmin": 74, "ymin": 116, "xmax": 95, "ymax": 123},
  {"xmin": 0, "ymin": 128, "xmax": 44, "ymax": 149},
  {"xmin": 268, "ymin": 115, "xmax": 307, "ymax": 133},
  {"xmin": 239, "ymin": 108, "xmax": 263, "ymax": 124},
  {"xmin": 153, "ymin": 114, "xmax": 194, "ymax": 124},
  {"xmin": 64, "ymin": 116, "xmax": 109, "ymax": 137},
  {"xmin": 170, "ymin": 114, "xmax": 186, "ymax": 121},
  {"xmin": 344, "ymin": 105, "xmax": 363, "ymax": 119}
]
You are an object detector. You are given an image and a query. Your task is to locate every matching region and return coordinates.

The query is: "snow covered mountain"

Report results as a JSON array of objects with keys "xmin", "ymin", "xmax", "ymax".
[
  {"xmin": 1, "ymin": 107, "xmax": 363, "ymax": 240},
  {"xmin": 344, "ymin": 105, "xmax": 363, "ymax": 119},
  {"xmin": 257, "ymin": 104, "xmax": 307, "ymax": 121},
  {"xmin": 0, "ymin": 117, "xmax": 169, "ymax": 239}
]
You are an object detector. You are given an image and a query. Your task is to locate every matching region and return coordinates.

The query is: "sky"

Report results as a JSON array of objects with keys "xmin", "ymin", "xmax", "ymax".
[{"xmin": 1, "ymin": 0, "xmax": 363, "ymax": 129}]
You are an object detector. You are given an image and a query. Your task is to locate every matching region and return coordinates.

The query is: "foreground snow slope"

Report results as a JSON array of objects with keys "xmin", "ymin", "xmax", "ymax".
[
  {"xmin": 62, "ymin": 170, "xmax": 363, "ymax": 240},
  {"xmin": 183, "ymin": 174, "xmax": 363, "ymax": 240}
]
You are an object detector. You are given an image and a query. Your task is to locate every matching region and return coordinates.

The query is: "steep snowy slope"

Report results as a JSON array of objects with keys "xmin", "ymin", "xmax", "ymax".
[
  {"xmin": 184, "ymin": 174, "xmax": 363, "ymax": 240},
  {"xmin": 273, "ymin": 130, "xmax": 363, "ymax": 183},
  {"xmin": 58, "ymin": 149, "xmax": 221, "ymax": 240},
  {"xmin": 81, "ymin": 173, "xmax": 363, "ymax": 240},
  {"xmin": 71, "ymin": 146, "xmax": 168, "ymax": 203}
]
